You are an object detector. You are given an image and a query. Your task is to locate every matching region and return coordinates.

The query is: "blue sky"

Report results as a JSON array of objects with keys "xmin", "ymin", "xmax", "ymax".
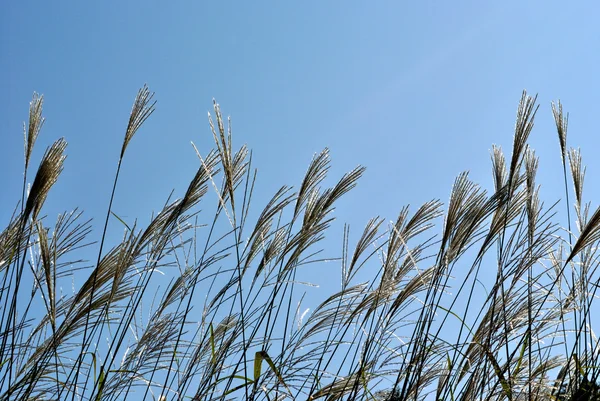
[
  {"xmin": 3, "ymin": 2, "xmax": 600, "ymax": 235},
  {"xmin": 2, "ymin": 1, "xmax": 600, "ymax": 397}
]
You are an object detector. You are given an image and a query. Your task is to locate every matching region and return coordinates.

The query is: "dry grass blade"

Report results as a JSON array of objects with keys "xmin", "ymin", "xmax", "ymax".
[
  {"xmin": 509, "ymin": 91, "xmax": 538, "ymax": 185},
  {"xmin": 243, "ymin": 186, "xmax": 295, "ymax": 271},
  {"xmin": 403, "ymin": 200, "xmax": 443, "ymax": 241},
  {"xmin": 524, "ymin": 148, "xmax": 538, "ymax": 197},
  {"xmin": 253, "ymin": 227, "xmax": 287, "ymax": 282},
  {"xmin": 441, "ymin": 172, "xmax": 494, "ymax": 263},
  {"xmin": 480, "ymin": 176, "xmax": 527, "ymax": 256},
  {"xmin": 295, "ymin": 149, "xmax": 331, "ymax": 218},
  {"xmin": 387, "ymin": 265, "xmax": 435, "ymax": 319},
  {"xmin": 24, "ymin": 92, "xmax": 45, "ymax": 170},
  {"xmin": 307, "ymin": 362, "xmax": 374, "ymax": 401},
  {"xmin": 565, "ymin": 205, "xmax": 600, "ymax": 264},
  {"xmin": 0, "ymin": 218, "xmax": 29, "ymax": 273},
  {"xmin": 274, "ymin": 165, "xmax": 365, "ymax": 278},
  {"xmin": 345, "ymin": 217, "xmax": 384, "ymax": 286},
  {"xmin": 208, "ymin": 100, "xmax": 237, "ymax": 213},
  {"xmin": 216, "ymin": 144, "xmax": 250, "ymax": 213},
  {"xmin": 304, "ymin": 166, "xmax": 365, "ymax": 232},
  {"xmin": 157, "ymin": 269, "xmax": 192, "ymax": 317},
  {"xmin": 52, "ymin": 209, "xmax": 93, "ymax": 260},
  {"xmin": 568, "ymin": 148, "xmax": 585, "ymax": 213},
  {"xmin": 441, "ymin": 172, "xmax": 475, "ymax": 254},
  {"xmin": 121, "ymin": 84, "xmax": 156, "ymax": 158},
  {"xmin": 298, "ymin": 283, "xmax": 366, "ymax": 343},
  {"xmin": 36, "ymin": 222, "xmax": 55, "ymax": 329},
  {"xmin": 525, "ymin": 148, "xmax": 540, "ymax": 243},
  {"xmin": 108, "ymin": 229, "xmax": 141, "ymax": 303},
  {"xmin": 59, "ymin": 240, "xmax": 137, "ymax": 331},
  {"xmin": 491, "ymin": 145, "xmax": 507, "ymax": 192},
  {"xmin": 159, "ymin": 150, "xmax": 220, "ymax": 237},
  {"xmin": 552, "ymin": 100, "xmax": 568, "ymax": 165},
  {"xmin": 24, "ymin": 138, "xmax": 67, "ymax": 221}
]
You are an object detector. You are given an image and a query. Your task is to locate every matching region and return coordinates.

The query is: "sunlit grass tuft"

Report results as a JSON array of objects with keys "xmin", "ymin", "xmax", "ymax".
[{"xmin": 0, "ymin": 88, "xmax": 598, "ymax": 401}]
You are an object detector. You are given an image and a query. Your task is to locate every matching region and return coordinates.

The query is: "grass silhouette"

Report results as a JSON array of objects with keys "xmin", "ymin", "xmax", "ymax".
[{"xmin": 0, "ymin": 87, "xmax": 598, "ymax": 400}]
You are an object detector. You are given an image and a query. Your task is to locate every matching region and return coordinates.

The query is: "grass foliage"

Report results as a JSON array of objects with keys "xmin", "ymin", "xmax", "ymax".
[{"xmin": 1, "ymin": 87, "xmax": 599, "ymax": 400}]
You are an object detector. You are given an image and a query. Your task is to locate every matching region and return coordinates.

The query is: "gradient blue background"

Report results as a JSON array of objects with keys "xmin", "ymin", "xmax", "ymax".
[
  {"xmin": 2, "ymin": 2, "xmax": 600, "ymax": 394},
  {"xmin": 4, "ymin": 2, "xmax": 600, "ymax": 232}
]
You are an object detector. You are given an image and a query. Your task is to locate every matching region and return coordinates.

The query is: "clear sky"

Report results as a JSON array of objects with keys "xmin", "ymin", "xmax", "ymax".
[
  {"xmin": 4, "ymin": 1, "xmax": 600, "ymax": 235},
  {"xmin": 2, "ymin": 1, "xmax": 600, "ymax": 397}
]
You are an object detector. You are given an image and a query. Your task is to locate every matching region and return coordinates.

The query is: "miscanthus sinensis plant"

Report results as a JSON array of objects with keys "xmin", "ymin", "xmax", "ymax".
[{"xmin": 0, "ymin": 87, "xmax": 598, "ymax": 401}]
